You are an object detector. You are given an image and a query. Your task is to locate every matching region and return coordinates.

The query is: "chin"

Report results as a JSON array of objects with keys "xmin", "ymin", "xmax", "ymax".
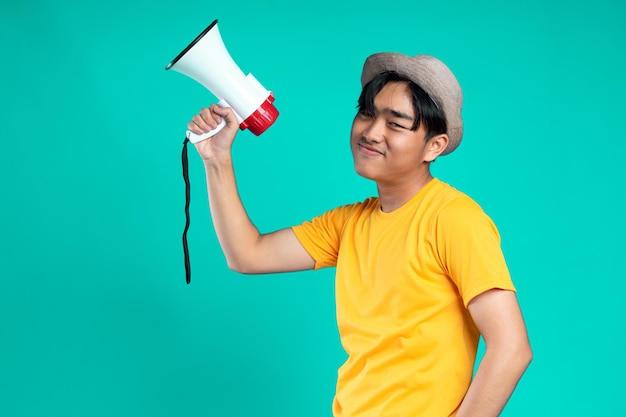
[{"xmin": 353, "ymin": 163, "xmax": 378, "ymax": 181}]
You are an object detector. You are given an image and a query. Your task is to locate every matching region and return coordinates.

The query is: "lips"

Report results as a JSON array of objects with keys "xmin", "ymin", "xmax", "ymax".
[{"xmin": 358, "ymin": 142, "xmax": 384, "ymax": 156}]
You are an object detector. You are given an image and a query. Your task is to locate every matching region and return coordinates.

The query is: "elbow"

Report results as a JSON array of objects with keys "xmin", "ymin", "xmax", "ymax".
[
  {"xmin": 488, "ymin": 338, "xmax": 533, "ymax": 377},
  {"xmin": 509, "ymin": 339, "xmax": 533, "ymax": 376},
  {"xmin": 520, "ymin": 341, "xmax": 533, "ymax": 370},
  {"xmin": 517, "ymin": 332, "xmax": 533, "ymax": 367},
  {"xmin": 225, "ymin": 257, "xmax": 257, "ymax": 275},
  {"xmin": 226, "ymin": 258, "xmax": 246, "ymax": 274}
]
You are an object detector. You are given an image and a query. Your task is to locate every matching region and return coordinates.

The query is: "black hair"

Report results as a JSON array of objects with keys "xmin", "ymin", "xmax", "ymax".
[{"xmin": 357, "ymin": 71, "xmax": 447, "ymax": 141}]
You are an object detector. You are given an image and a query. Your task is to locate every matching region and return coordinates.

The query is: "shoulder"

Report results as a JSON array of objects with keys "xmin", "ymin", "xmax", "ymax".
[
  {"xmin": 295, "ymin": 196, "xmax": 378, "ymax": 231},
  {"xmin": 429, "ymin": 180, "xmax": 498, "ymax": 234},
  {"xmin": 325, "ymin": 196, "xmax": 379, "ymax": 219},
  {"xmin": 430, "ymin": 180, "xmax": 486, "ymax": 216}
]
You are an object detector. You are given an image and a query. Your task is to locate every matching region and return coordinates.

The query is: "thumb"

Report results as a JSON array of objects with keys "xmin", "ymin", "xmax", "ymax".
[{"xmin": 213, "ymin": 105, "xmax": 239, "ymax": 132}]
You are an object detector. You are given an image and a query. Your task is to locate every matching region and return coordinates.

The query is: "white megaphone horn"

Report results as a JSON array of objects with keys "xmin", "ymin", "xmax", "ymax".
[{"xmin": 166, "ymin": 20, "xmax": 279, "ymax": 143}]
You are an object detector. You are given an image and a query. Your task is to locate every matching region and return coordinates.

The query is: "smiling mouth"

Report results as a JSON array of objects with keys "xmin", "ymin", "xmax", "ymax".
[{"xmin": 358, "ymin": 143, "xmax": 384, "ymax": 156}]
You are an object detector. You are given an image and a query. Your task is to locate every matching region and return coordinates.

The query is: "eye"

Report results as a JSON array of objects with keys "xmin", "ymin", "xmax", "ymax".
[
  {"xmin": 357, "ymin": 110, "xmax": 374, "ymax": 119},
  {"xmin": 389, "ymin": 121, "xmax": 409, "ymax": 130}
]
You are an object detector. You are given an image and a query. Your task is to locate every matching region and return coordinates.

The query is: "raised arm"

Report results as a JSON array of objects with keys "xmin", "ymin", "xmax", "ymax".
[{"xmin": 188, "ymin": 105, "xmax": 315, "ymax": 274}]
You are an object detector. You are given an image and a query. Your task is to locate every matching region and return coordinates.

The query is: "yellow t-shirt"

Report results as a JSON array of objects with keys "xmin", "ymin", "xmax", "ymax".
[{"xmin": 291, "ymin": 178, "xmax": 515, "ymax": 417}]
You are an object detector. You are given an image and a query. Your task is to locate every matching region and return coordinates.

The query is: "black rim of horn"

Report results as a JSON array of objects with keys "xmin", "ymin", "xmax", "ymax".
[{"xmin": 165, "ymin": 19, "xmax": 218, "ymax": 71}]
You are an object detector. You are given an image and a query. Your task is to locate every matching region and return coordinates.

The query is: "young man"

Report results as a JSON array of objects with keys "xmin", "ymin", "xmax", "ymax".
[{"xmin": 188, "ymin": 53, "xmax": 532, "ymax": 417}]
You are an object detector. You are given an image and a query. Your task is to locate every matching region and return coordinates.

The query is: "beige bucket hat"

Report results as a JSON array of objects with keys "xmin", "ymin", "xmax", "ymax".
[{"xmin": 361, "ymin": 53, "xmax": 464, "ymax": 155}]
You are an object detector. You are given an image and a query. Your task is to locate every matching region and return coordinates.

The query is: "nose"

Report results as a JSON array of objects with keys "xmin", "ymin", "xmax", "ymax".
[{"xmin": 362, "ymin": 117, "xmax": 385, "ymax": 143}]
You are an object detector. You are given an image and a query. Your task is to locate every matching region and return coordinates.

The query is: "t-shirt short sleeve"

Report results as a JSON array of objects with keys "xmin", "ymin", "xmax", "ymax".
[
  {"xmin": 435, "ymin": 195, "xmax": 516, "ymax": 307},
  {"xmin": 291, "ymin": 203, "xmax": 361, "ymax": 270}
]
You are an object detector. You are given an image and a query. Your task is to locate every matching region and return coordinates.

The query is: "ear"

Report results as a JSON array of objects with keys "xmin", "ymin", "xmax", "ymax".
[{"xmin": 424, "ymin": 134, "xmax": 449, "ymax": 162}]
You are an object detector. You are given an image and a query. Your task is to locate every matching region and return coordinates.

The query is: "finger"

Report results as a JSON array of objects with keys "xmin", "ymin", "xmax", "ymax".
[
  {"xmin": 212, "ymin": 105, "xmax": 237, "ymax": 126},
  {"xmin": 201, "ymin": 107, "xmax": 222, "ymax": 128},
  {"xmin": 188, "ymin": 113, "xmax": 214, "ymax": 134},
  {"xmin": 209, "ymin": 103, "xmax": 223, "ymax": 114}
]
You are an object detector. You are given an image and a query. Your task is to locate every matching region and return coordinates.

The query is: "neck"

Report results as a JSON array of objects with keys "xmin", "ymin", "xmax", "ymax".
[{"xmin": 377, "ymin": 171, "xmax": 434, "ymax": 213}]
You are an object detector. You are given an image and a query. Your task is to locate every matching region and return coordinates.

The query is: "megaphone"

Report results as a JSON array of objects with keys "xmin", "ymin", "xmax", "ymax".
[
  {"xmin": 166, "ymin": 19, "xmax": 279, "ymax": 143},
  {"xmin": 166, "ymin": 19, "xmax": 280, "ymax": 285}
]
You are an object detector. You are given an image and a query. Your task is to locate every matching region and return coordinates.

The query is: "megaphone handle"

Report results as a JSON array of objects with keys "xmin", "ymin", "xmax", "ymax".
[{"xmin": 186, "ymin": 118, "xmax": 226, "ymax": 144}]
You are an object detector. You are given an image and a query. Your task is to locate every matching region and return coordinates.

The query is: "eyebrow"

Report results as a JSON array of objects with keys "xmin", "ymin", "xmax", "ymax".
[{"xmin": 381, "ymin": 107, "xmax": 414, "ymax": 121}]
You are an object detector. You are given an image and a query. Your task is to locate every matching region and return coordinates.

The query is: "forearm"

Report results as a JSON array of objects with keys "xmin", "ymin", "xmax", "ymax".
[
  {"xmin": 189, "ymin": 106, "xmax": 314, "ymax": 274},
  {"xmin": 203, "ymin": 156, "xmax": 261, "ymax": 272},
  {"xmin": 456, "ymin": 345, "xmax": 532, "ymax": 417}
]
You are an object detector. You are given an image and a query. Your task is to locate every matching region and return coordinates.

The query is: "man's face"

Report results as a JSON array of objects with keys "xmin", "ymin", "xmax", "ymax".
[{"xmin": 350, "ymin": 81, "xmax": 432, "ymax": 185}]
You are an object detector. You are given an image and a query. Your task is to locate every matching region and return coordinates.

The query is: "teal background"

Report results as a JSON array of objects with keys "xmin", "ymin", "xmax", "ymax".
[{"xmin": 1, "ymin": 0, "xmax": 624, "ymax": 415}]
